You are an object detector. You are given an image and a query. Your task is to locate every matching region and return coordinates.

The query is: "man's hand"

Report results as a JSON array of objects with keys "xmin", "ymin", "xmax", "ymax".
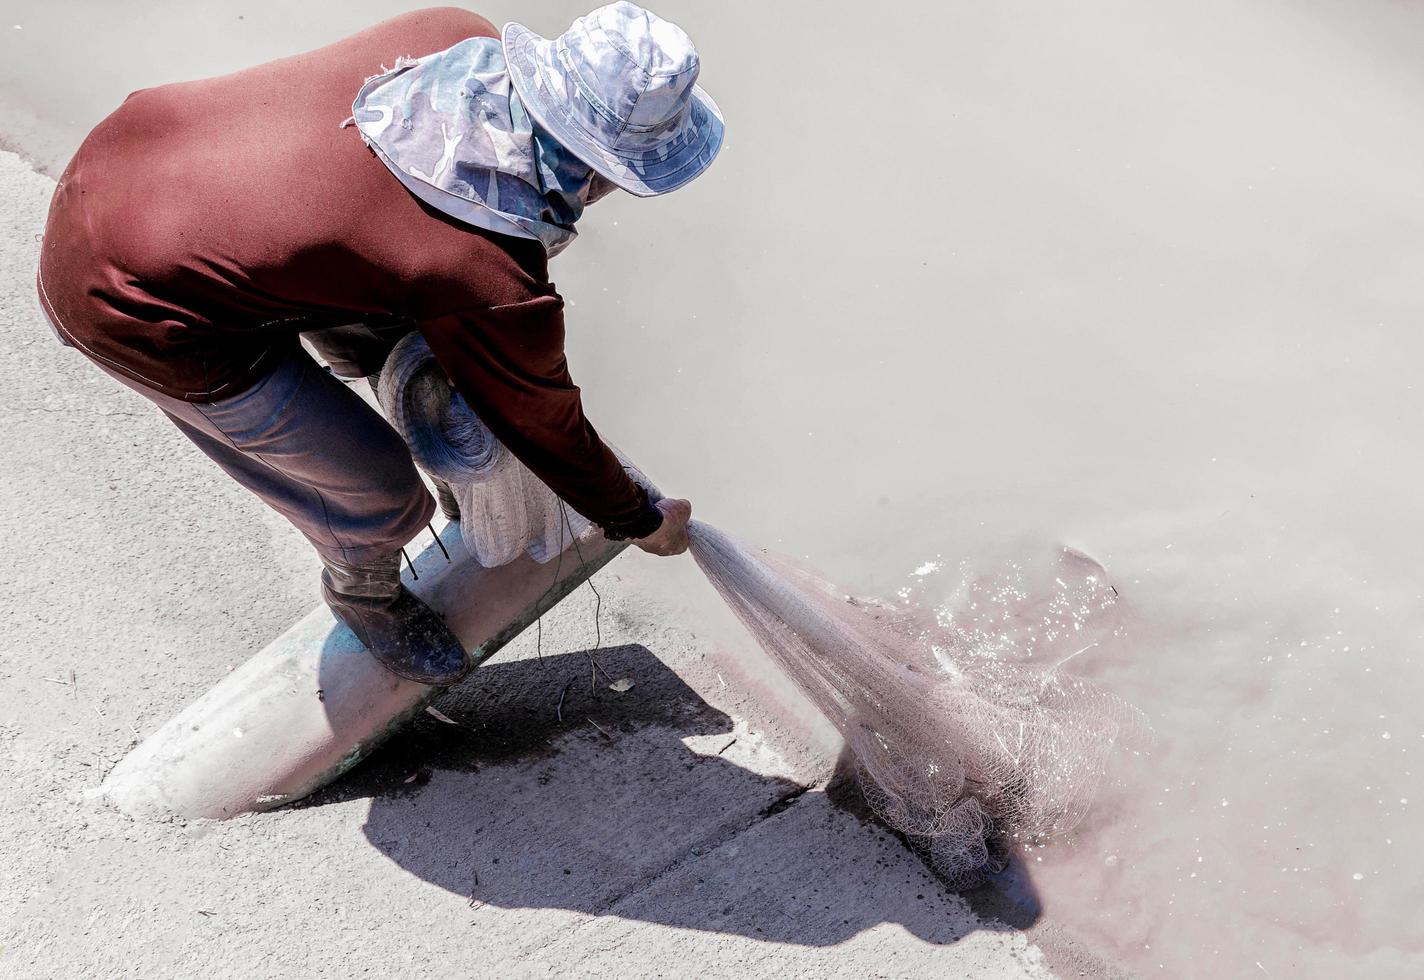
[{"xmin": 632, "ymin": 497, "xmax": 692, "ymax": 556}]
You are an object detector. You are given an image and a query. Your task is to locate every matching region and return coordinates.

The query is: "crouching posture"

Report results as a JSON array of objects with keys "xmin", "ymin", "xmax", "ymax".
[{"xmin": 36, "ymin": 4, "xmax": 720, "ymax": 684}]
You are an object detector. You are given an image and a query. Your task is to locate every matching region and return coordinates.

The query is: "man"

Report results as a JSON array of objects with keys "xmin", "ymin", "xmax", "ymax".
[{"xmin": 36, "ymin": 4, "xmax": 716, "ymax": 685}]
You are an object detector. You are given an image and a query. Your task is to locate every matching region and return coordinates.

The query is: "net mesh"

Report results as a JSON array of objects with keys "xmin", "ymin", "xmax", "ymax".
[
  {"xmin": 687, "ymin": 522, "xmax": 1152, "ymax": 886},
  {"xmin": 380, "ymin": 339, "xmax": 1150, "ymax": 884}
]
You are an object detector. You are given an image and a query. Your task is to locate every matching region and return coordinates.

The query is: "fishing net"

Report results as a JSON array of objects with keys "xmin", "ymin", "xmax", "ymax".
[
  {"xmin": 382, "ymin": 338, "xmax": 1151, "ymax": 884},
  {"xmin": 687, "ymin": 524, "xmax": 1152, "ymax": 886},
  {"xmin": 378, "ymin": 332, "xmax": 589, "ymax": 565}
]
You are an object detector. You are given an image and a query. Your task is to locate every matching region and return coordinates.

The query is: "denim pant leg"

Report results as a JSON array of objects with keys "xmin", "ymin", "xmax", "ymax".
[{"xmin": 92, "ymin": 345, "xmax": 434, "ymax": 565}]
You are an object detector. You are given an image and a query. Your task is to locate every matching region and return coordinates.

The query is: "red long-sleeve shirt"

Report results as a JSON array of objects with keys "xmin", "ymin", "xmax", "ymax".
[{"xmin": 35, "ymin": 6, "xmax": 659, "ymax": 539}]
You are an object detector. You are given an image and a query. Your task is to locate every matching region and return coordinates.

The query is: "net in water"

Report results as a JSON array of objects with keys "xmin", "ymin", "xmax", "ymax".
[
  {"xmin": 687, "ymin": 523, "xmax": 1152, "ymax": 886},
  {"xmin": 382, "ymin": 336, "xmax": 1151, "ymax": 884}
]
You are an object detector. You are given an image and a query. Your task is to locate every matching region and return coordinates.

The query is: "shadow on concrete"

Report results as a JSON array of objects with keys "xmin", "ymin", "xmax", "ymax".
[
  {"xmin": 298, "ymin": 643, "xmax": 1042, "ymax": 948},
  {"xmin": 822, "ymin": 743, "xmax": 1046, "ymax": 932}
]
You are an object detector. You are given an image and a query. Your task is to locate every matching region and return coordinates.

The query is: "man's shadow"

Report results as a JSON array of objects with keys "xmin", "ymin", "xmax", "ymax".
[{"xmin": 300, "ymin": 643, "xmax": 1041, "ymax": 947}]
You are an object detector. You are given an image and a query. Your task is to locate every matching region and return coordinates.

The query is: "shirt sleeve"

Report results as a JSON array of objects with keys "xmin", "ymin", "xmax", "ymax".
[{"xmin": 416, "ymin": 295, "xmax": 664, "ymax": 540}]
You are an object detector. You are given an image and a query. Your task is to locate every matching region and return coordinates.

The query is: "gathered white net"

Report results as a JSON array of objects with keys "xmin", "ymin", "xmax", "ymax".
[
  {"xmin": 378, "ymin": 332, "xmax": 589, "ymax": 565},
  {"xmin": 382, "ymin": 336, "xmax": 1151, "ymax": 884}
]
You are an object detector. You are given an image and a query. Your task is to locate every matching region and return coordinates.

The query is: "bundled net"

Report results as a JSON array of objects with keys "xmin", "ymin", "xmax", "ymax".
[
  {"xmin": 378, "ymin": 332, "xmax": 589, "ymax": 565},
  {"xmin": 381, "ymin": 340, "xmax": 1151, "ymax": 884}
]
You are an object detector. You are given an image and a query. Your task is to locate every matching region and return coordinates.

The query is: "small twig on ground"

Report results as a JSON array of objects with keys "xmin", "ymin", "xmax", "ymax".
[
  {"xmin": 717, "ymin": 737, "xmax": 738, "ymax": 756},
  {"xmin": 586, "ymin": 718, "xmax": 613, "ymax": 741},
  {"xmin": 425, "ymin": 706, "xmax": 460, "ymax": 726},
  {"xmin": 556, "ymin": 680, "xmax": 571, "ymax": 723},
  {"xmin": 40, "ymin": 677, "xmax": 68, "ymax": 686},
  {"xmin": 196, "ymin": 910, "xmax": 217, "ymax": 918},
  {"xmin": 586, "ymin": 653, "xmax": 615, "ymax": 695},
  {"xmin": 468, "ymin": 872, "xmax": 483, "ymax": 909}
]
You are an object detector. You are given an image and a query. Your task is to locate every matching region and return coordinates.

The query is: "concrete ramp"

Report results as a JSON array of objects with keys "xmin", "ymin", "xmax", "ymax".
[{"xmin": 100, "ymin": 523, "xmax": 625, "ymax": 820}]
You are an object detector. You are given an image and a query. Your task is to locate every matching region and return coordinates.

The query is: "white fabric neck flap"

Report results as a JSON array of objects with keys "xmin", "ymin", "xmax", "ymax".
[{"xmin": 351, "ymin": 37, "xmax": 601, "ymax": 257}]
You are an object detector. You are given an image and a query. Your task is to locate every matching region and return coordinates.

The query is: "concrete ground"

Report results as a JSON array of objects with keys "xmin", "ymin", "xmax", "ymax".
[{"xmin": 0, "ymin": 147, "xmax": 1111, "ymax": 978}]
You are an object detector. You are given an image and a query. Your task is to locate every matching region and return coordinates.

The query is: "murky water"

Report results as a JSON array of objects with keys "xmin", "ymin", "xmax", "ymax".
[{"xmin": 6, "ymin": 0, "xmax": 1423, "ymax": 974}]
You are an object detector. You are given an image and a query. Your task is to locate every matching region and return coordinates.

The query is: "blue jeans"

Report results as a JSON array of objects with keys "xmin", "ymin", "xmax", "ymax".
[{"xmin": 85, "ymin": 340, "xmax": 435, "ymax": 566}]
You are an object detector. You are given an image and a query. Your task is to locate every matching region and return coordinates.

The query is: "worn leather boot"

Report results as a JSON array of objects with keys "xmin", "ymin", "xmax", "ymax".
[{"xmin": 320, "ymin": 553, "xmax": 470, "ymax": 685}]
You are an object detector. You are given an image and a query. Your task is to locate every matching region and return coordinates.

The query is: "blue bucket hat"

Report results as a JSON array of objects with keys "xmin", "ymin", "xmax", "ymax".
[{"xmin": 502, "ymin": 2, "xmax": 725, "ymax": 198}]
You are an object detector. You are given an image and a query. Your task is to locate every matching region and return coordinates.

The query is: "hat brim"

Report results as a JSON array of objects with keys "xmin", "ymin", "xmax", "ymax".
[{"xmin": 502, "ymin": 20, "xmax": 725, "ymax": 199}]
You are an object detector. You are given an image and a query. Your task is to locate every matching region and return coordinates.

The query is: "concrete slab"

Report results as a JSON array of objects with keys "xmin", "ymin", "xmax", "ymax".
[{"xmin": 528, "ymin": 789, "xmax": 1049, "ymax": 979}]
